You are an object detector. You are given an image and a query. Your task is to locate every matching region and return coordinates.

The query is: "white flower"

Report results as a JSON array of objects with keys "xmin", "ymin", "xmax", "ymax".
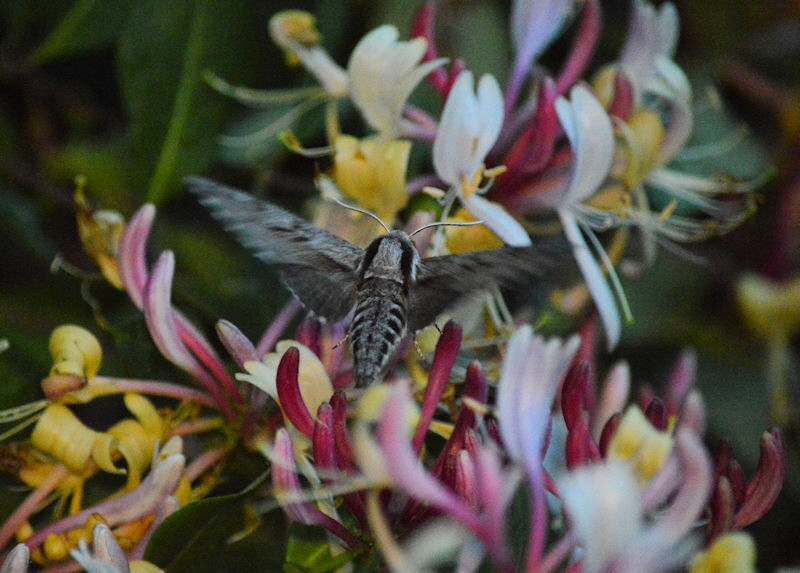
[
  {"xmin": 433, "ymin": 71, "xmax": 530, "ymax": 246},
  {"xmin": 433, "ymin": 71, "xmax": 503, "ymax": 188},
  {"xmin": 348, "ymin": 26, "xmax": 445, "ymax": 138},
  {"xmin": 554, "ymin": 84, "xmax": 624, "ymax": 348}
]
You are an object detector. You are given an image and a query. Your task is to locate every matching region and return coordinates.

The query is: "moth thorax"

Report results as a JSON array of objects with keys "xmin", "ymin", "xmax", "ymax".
[{"xmin": 360, "ymin": 232, "xmax": 419, "ymax": 283}]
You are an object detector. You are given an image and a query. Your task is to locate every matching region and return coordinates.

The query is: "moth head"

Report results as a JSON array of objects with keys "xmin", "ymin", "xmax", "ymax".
[{"xmin": 359, "ymin": 231, "xmax": 419, "ymax": 283}]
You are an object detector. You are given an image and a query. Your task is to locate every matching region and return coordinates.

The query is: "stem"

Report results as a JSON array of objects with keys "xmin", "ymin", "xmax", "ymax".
[{"xmin": 0, "ymin": 465, "xmax": 69, "ymax": 552}]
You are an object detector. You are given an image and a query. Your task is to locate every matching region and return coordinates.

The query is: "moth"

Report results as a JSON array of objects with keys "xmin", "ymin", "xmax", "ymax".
[{"xmin": 187, "ymin": 177, "xmax": 567, "ymax": 388}]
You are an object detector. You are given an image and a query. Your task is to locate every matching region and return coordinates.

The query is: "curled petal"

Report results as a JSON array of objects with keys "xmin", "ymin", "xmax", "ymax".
[
  {"xmin": 594, "ymin": 361, "xmax": 630, "ymax": 438},
  {"xmin": 143, "ymin": 252, "xmax": 197, "ymax": 373},
  {"xmin": 269, "ymin": 11, "xmax": 348, "ymax": 95},
  {"xmin": 555, "ymin": 0, "xmax": 602, "ymax": 96},
  {"xmin": 619, "ymin": 0, "xmax": 679, "ymax": 98},
  {"xmin": 666, "ymin": 348, "xmax": 697, "ymax": 414},
  {"xmin": 69, "ymin": 522, "xmax": 130, "ymax": 573},
  {"xmin": 410, "ymin": 2, "xmax": 449, "ymax": 94}
]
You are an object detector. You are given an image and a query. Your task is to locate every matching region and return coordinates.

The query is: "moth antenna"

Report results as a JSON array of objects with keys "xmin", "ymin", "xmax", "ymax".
[
  {"xmin": 409, "ymin": 219, "xmax": 485, "ymax": 238},
  {"xmin": 332, "ymin": 199, "xmax": 391, "ymax": 234}
]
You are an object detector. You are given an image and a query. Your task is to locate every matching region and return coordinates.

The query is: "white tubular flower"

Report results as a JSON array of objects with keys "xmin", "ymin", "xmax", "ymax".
[
  {"xmin": 497, "ymin": 327, "xmax": 580, "ymax": 471},
  {"xmin": 433, "ymin": 71, "xmax": 503, "ymax": 189},
  {"xmin": 348, "ymin": 25, "xmax": 446, "ymax": 138},
  {"xmin": 433, "ymin": 71, "xmax": 530, "ymax": 246},
  {"xmin": 559, "ymin": 461, "xmax": 643, "ymax": 573},
  {"xmin": 555, "ymin": 84, "xmax": 624, "ymax": 349},
  {"xmin": 619, "ymin": 1, "xmax": 679, "ymax": 100}
]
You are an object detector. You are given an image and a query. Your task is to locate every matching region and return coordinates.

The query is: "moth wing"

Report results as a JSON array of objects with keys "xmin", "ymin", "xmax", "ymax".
[
  {"xmin": 186, "ymin": 177, "xmax": 362, "ymax": 322},
  {"xmin": 407, "ymin": 238, "xmax": 568, "ymax": 333}
]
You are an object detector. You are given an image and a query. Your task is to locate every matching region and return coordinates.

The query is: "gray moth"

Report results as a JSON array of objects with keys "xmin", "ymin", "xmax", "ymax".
[{"xmin": 187, "ymin": 177, "xmax": 567, "ymax": 388}]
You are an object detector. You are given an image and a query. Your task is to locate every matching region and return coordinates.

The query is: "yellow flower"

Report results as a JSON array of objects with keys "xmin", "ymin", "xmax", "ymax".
[
  {"xmin": 332, "ymin": 135, "xmax": 411, "ymax": 226},
  {"xmin": 690, "ymin": 532, "xmax": 756, "ymax": 573},
  {"xmin": 607, "ymin": 406, "xmax": 673, "ymax": 484},
  {"xmin": 42, "ymin": 325, "xmax": 102, "ymax": 400},
  {"xmin": 736, "ymin": 273, "xmax": 800, "ymax": 341},
  {"xmin": 238, "ymin": 341, "xmax": 334, "ymax": 424}
]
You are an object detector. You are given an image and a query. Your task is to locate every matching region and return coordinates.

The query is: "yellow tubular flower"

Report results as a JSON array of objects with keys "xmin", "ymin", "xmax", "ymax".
[
  {"xmin": 48, "ymin": 325, "xmax": 102, "ymax": 379},
  {"xmin": 332, "ymin": 135, "xmax": 411, "ymax": 225},
  {"xmin": 690, "ymin": 532, "xmax": 756, "ymax": 573},
  {"xmin": 107, "ymin": 394, "xmax": 166, "ymax": 490},
  {"xmin": 736, "ymin": 273, "xmax": 800, "ymax": 341},
  {"xmin": 43, "ymin": 325, "xmax": 102, "ymax": 400},
  {"xmin": 621, "ymin": 110, "xmax": 666, "ymax": 189},
  {"xmin": 30, "ymin": 404, "xmax": 122, "ymax": 476},
  {"xmin": 607, "ymin": 406, "xmax": 673, "ymax": 484},
  {"xmin": 239, "ymin": 341, "xmax": 334, "ymax": 423},
  {"xmin": 75, "ymin": 188, "xmax": 125, "ymax": 289}
]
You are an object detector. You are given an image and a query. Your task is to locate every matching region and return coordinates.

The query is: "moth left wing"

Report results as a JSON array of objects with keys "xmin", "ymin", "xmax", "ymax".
[
  {"xmin": 186, "ymin": 177, "xmax": 362, "ymax": 322},
  {"xmin": 407, "ymin": 238, "xmax": 568, "ymax": 333}
]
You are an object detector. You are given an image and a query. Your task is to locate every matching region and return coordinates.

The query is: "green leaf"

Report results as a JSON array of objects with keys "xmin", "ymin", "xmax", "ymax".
[
  {"xmin": 145, "ymin": 472, "xmax": 290, "ymax": 572},
  {"xmin": 117, "ymin": 0, "xmax": 264, "ymax": 204},
  {"xmin": 29, "ymin": 0, "xmax": 133, "ymax": 66},
  {"xmin": 284, "ymin": 524, "xmax": 358, "ymax": 573}
]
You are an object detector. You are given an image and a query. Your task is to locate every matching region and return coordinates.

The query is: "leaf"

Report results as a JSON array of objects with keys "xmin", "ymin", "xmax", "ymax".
[
  {"xmin": 29, "ymin": 0, "xmax": 134, "ymax": 65},
  {"xmin": 144, "ymin": 472, "xmax": 290, "ymax": 572},
  {"xmin": 117, "ymin": 0, "xmax": 264, "ymax": 204}
]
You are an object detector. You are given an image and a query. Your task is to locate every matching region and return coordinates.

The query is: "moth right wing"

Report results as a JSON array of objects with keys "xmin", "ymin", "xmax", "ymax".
[
  {"xmin": 407, "ymin": 236, "xmax": 570, "ymax": 333},
  {"xmin": 186, "ymin": 177, "xmax": 362, "ymax": 322}
]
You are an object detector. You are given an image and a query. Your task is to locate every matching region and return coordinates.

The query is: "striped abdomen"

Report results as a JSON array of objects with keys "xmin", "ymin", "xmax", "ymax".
[{"xmin": 350, "ymin": 278, "xmax": 408, "ymax": 388}]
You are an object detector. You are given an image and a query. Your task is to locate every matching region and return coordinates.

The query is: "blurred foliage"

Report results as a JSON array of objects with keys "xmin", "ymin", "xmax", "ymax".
[{"xmin": 1, "ymin": 0, "xmax": 799, "ymax": 569}]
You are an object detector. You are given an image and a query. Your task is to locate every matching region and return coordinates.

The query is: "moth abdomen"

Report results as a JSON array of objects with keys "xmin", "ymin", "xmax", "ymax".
[{"xmin": 350, "ymin": 279, "xmax": 408, "ymax": 388}]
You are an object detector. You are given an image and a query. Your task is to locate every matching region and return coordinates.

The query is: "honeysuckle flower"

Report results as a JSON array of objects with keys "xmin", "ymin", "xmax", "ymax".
[
  {"xmin": 10, "ymin": 438, "xmax": 185, "ymax": 567},
  {"xmin": 118, "ymin": 204, "xmax": 243, "ymax": 420},
  {"xmin": 331, "ymin": 135, "xmax": 412, "ymax": 225},
  {"xmin": 496, "ymin": 326, "xmax": 580, "ymax": 567},
  {"xmin": 554, "ymin": 84, "xmax": 624, "ymax": 348},
  {"xmin": 348, "ymin": 25, "xmax": 445, "ymax": 139},
  {"xmin": 432, "ymin": 71, "xmax": 531, "ymax": 247},
  {"xmin": 238, "ymin": 341, "xmax": 334, "ymax": 429},
  {"xmin": 559, "ymin": 428, "xmax": 713, "ymax": 573},
  {"xmin": 736, "ymin": 272, "xmax": 800, "ymax": 426},
  {"xmin": 69, "ymin": 522, "xmax": 165, "ymax": 573},
  {"xmin": 606, "ymin": 406, "xmax": 674, "ymax": 484},
  {"xmin": 507, "ymin": 0, "xmax": 574, "ymax": 108}
]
